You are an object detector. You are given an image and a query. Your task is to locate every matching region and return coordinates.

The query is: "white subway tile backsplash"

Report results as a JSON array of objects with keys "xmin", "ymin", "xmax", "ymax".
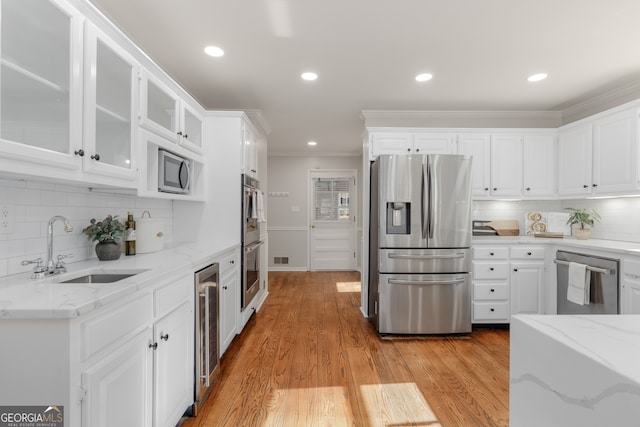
[{"xmin": 0, "ymin": 180, "xmax": 174, "ymax": 278}]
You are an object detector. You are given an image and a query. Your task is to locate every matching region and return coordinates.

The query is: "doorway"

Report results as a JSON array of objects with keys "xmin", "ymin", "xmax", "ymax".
[{"xmin": 309, "ymin": 170, "xmax": 357, "ymax": 271}]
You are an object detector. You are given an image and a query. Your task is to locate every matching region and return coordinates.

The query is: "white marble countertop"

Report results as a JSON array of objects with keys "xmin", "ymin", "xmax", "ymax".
[
  {"xmin": 473, "ymin": 235, "xmax": 640, "ymax": 256},
  {"xmin": 0, "ymin": 242, "xmax": 236, "ymax": 319},
  {"xmin": 513, "ymin": 314, "xmax": 640, "ymax": 385}
]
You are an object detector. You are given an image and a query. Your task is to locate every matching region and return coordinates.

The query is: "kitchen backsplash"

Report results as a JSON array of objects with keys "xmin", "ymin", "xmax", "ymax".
[
  {"xmin": 475, "ymin": 198, "xmax": 640, "ymax": 243},
  {"xmin": 0, "ymin": 178, "xmax": 173, "ymax": 278}
]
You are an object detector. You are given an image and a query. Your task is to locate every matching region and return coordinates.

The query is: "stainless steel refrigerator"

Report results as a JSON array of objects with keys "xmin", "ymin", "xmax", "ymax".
[{"xmin": 369, "ymin": 154, "xmax": 473, "ymax": 334}]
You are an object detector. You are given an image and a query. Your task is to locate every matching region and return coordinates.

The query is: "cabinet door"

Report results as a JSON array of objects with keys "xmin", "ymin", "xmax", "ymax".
[
  {"xmin": 490, "ymin": 135, "xmax": 523, "ymax": 197},
  {"xmin": 82, "ymin": 328, "xmax": 153, "ymax": 427},
  {"xmin": 522, "ymin": 134, "xmax": 555, "ymax": 197},
  {"xmin": 557, "ymin": 123, "xmax": 593, "ymax": 196},
  {"xmin": 370, "ymin": 132, "xmax": 412, "ymax": 156},
  {"xmin": 242, "ymin": 124, "xmax": 258, "ymax": 177},
  {"xmin": 180, "ymin": 102, "xmax": 204, "ymax": 154},
  {"xmin": 592, "ymin": 108, "xmax": 639, "ymax": 194},
  {"xmin": 153, "ymin": 301, "xmax": 194, "ymax": 427},
  {"xmin": 83, "ymin": 23, "xmax": 138, "ymax": 181},
  {"xmin": 412, "ymin": 133, "xmax": 455, "ymax": 154},
  {"xmin": 220, "ymin": 269, "xmax": 239, "ymax": 355},
  {"xmin": 458, "ymin": 133, "xmax": 491, "ymax": 198},
  {"xmin": 623, "ymin": 278, "xmax": 640, "ymax": 314},
  {"xmin": 510, "ymin": 263, "xmax": 544, "ymax": 315},
  {"xmin": 0, "ymin": 0, "xmax": 82, "ymax": 168},
  {"xmin": 140, "ymin": 71, "xmax": 180, "ymax": 142}
]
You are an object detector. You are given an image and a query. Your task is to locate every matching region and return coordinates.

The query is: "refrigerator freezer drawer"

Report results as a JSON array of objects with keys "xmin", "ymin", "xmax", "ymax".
[
  {"xmin": 378, "ymin": 273, "xmax": 471, "ymax": 334},
  {"xmin": 379, "ymin": 248, "xmax": 470, "ymax": 274}
]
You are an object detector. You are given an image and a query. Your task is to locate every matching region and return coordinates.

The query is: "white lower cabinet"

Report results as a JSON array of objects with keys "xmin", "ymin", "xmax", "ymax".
[
  {"xmin": 510, "ymin": 262, "xmax": 544, "ymax": 316},
  {"xmin": 622, "ymin": 259, "xmax": 640, "ymax": 314},
  {"xmin": 82, "ymin": 327, "xmax": 154, "ymax": 427},
  {"xmin": 219, "ymin": 248, "xmax": 240, "ymax": 356}
]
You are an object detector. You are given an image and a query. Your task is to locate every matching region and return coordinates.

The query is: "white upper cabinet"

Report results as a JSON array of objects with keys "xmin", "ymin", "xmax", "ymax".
[
  {"xmin": 243, "ymin": 123, "xmax": 258, "ymax": 178},
  {"xmin": 522, "ymin": 134, "xmax": 555, "ymax": 198},
  {"xmin": 592, "ymin": 108, "xmax": 639, "ymax": 194},
  {"xmin": 82, "ymin": 22, "xmax": 139, "ymax": 182},
  {"xmin": 490, "ymin": 134, "xmax": 523, "ymax": 197},
  {"xmin": 140, "ymin": 70, "xmax": 203, "ymax": 154},
  {"xmin": 0, "ymin": 0, "xmax": 82, "ymax": 168},
  {"xmin": 457, "ymin": 133, "xmax": 491, "ymax": 198},
  {"xmin": 370, "ymin": 131, "xmax": 455, "ymax": 157},
  {"xmin": 557, "ymin": 123, "xmax": 593, "ymax": 197}
]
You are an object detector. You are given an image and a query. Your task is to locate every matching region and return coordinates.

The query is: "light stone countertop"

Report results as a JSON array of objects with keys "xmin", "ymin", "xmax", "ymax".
[
  {"xmin": 0, "ymin": 242, "xmax": 237, "ymax": 319},
  {"xmin": 510, "ymin": 314, "xmax": 640, "ymax": 426},
  {"xmin": 473, "ymin": 235, "xmax": 640, "ymax": 257}
]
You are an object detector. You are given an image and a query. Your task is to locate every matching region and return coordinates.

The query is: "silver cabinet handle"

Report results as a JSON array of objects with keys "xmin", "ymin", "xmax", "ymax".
[{"xmin": 388, "ymin": 253, "xmax": 465, "ymax": 260}]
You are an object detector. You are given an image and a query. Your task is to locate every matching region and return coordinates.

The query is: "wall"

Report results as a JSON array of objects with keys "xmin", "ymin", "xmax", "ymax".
[
  {"xmin": 267, "ymin": 155, "xmax": 362, "ymax": 271},
  {"xmin": 475, "ymin": 198, "xmax": 640, "ymax": 243},
  {"xmin": 0, "ymin": 178, "xmax": 173, "ymax": 278}
]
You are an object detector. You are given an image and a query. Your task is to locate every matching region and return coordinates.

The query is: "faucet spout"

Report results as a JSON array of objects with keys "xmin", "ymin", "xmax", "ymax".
[{"xmin": 47, "ymin": 216, "xmax": 73, "ymax": 271}]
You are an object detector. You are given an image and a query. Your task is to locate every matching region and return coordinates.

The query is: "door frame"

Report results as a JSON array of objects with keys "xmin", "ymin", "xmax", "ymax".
[{"xmin": 307, "ymin": 169, "xmax": 357, "ymax": 271}]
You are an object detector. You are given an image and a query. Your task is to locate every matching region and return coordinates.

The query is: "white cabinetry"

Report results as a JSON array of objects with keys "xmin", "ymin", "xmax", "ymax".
[
  {"xmin": 457, "ymin": 133, "xmax": 491, "ymax": 198},
  {"xmin": 219, "ymin": 248, "xmax": 240, "ymax": 355},
  {"xmin": 369, "ymin": 131, "xmax": 456, "ymax": 157},
  {"xmin": 82, "ymin": 22, "xmax": 139, "ymax": 184},
  {"xmin": 558, "ymin": 106, "xmax": 640, "ymax": 197},
  {"xmin": 490, "ymin": 134, "xmax": 523, "ymax": 197},
  {"xmin": 140, "ymin": 70, "xmax": 204, "ymax": 154},
  {"xmin": 622, "ymin": 258, "xmax": 640, "ymax": 314},
  {"xmin": 509, "ymin": 247, "xmax": 545, "ymax": 316},
  {"xmin": 472, "ymin": 246, "xmax": 510, "ymax": 323},
  {"xmin": 522, "ymin": 134, "xmax": 555, "ymax": 198},
  {"xmin": 243, "ymin": 123, "xmax": 258, "ymax": 178}
]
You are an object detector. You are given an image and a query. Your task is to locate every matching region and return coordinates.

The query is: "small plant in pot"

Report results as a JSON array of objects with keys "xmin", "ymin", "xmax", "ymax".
[
  {"xmin": 565, "ymin": 208, "xmax": 601, "ymax": 240},
  {"xmin": 82, "ymin": 215, "xmax": 124, "ymax": 260}
]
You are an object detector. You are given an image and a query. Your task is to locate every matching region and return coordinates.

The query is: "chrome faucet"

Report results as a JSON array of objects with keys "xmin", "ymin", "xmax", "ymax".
[
  {"xmin": 22, "ymin": 216, "xmax": 74, "ymax": 278},
  {"xmin": 46, "ymin": 215, "xmax": 73, "ymax": 273}
]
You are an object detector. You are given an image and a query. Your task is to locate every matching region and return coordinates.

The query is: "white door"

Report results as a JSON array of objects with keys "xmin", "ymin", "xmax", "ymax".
[{"xmin": 309, "ymin": 170, "xmax": 356, "ymax": 271}]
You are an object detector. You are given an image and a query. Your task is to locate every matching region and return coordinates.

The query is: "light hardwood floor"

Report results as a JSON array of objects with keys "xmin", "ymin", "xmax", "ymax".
[{"xmin": 181, "ymin": 271, "xmax": 510, "ymax": 427}]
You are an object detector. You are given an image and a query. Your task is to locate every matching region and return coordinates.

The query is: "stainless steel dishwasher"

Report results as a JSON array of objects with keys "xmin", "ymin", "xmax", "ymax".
[{"xmin": 555, "ymin": 250, "xmax": 619, "ymax": 314}]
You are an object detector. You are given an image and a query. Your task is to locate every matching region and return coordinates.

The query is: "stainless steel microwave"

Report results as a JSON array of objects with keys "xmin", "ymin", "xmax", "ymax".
[{"xmin": 158, "ymin": 149, "xmax": 190, "ymax": 194}]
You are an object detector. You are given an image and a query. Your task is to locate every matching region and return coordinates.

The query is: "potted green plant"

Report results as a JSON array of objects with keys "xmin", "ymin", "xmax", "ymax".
[
  {"xmin": 565, "ymin": 208, "xmax": 601, "ymax": 240},
  {"xmin": 82, "ymin": 215, "xmax": 124, "ymax": 260}
]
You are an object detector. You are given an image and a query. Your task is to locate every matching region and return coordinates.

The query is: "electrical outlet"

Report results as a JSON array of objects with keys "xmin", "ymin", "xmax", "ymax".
[{"xmin": 0, "ymin": 206, "xmax": 14, "ymax": 234}]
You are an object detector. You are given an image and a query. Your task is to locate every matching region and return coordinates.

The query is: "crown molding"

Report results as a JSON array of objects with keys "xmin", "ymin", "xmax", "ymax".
[{"xmin": 560, "ymin": 80, "xmax": 640, "ymax": 125}]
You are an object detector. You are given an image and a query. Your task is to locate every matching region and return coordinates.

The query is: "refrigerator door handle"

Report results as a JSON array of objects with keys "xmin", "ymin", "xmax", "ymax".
[
  {"xmin": 388, "ymin": 278, "xmax": 466, "ymax": 286},
  {"xmin": 387, "ymin": 253, "xmax": 466, "ymax": 260},
  {"xmin": 422, "ymin": 162, "xmax": 429, "ymax": 239}
]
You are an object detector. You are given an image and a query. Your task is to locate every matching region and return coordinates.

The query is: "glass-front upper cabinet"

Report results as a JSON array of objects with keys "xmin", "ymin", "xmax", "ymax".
[
  {"xmin": 83, "ymin": 22, "xmax": 139, "ymax": 181},
  {"xmin": 140, "ymin": 70, "xmax": 203, "ymax": 154},
  {"xmin": 0, "ymin": 0, "xmax": 82, "ymax": 167}
]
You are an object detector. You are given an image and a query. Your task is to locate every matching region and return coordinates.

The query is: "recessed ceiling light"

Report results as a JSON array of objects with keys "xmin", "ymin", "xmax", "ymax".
[
  {"xmin": 301, "ymin": 72, "xmax": 318, "ymax": 81},
  {"xmin": 204, "ymin": 46, "xmax": 224, "ymax": 57},
  {"xmin": 528, "ymin": 73, "xmax": 547, "ymax": 82},
  {"xmin": 307, "ymin": 141, "xmax": 317, "ymax": 146},
  {"xmin": 415, "ymin": 73, "xmax": 433, "ymax": 82}
]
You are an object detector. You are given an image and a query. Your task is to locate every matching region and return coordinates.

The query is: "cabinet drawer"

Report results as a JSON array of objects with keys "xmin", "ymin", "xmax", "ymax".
[
  {"xmin": 624, "ymin": 259, "xmax": 640, "ymax": 278},
  {"xmin": 154, "ymin": 274, "xmax": 192, "ymax": 317},
  {"xmin": 510, "ymin": 247, "xmax": 545, "ymax": 260},
  {"xmin": 473, "ymin": 302, "xmax": 509, "ymax": 321},
  {"xmin": 473, "ymin": 247, "xmax": 508, "ymax": 260},
  {"xmin": 220, "ymin": 250, "xmax": 239, "ymax": 277},
  {"xmin": 82, "ymin": 293, "xmax": 153, "ymax": 361},
  {"xmin": 473, "ymin": 283, "xmax": 509, "ymax": 301},
  {"xmin": 473, "ymin": 262, "xmax": 508, "ymax": 279}
]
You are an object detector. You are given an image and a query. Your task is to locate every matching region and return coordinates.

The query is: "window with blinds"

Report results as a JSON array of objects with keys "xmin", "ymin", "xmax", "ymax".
[{"xmin": 313, "ymin": 178, "xmax": 350, "ymax": 221}]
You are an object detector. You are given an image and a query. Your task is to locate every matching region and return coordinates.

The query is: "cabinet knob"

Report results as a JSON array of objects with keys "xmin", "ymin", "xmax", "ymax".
[
  {"xmin": 489, "ymin": 267, "xmax": 494, "ymax": 271},
  {"xmin": 489, "ymin": 252, "xmax": 494, "ymax": 256},
  {"xmin": 407, "ymin": 148, "xmax": 411, "ymax": 152},
  {"xmin": 177, "ymin": 131, "xmax": 183, "ymax": 136},
  {"xmin": 490, "ymin": 308, "xmax": 495, "ymax": 312},
  {"xmin": 493, "ymin": 187, "xmax": 498, "ymax": 191},
  {"xmin": 527, "ymin": 252, "xmax": 532, "ymax": 256},
  {"xmin": 513, "ymin": 268, "xmax": 518, "ymax": 272},
  {"xmin": 415, "ymin": 148, "xmax": 420, "ymax": 152},
  {"xmin": 230, "ymin": 260, "xmax": 235, "ymax": 264},
  {"xmin": 484, "ymin": 188, "xmax": 489, "ymax": 191},
  {"xmin": 74, "ymin": 149, "xmax": 85, "ymax": 157},
  {"xmin": 526, "ymin": 187, "xmax": 531, "ymax": 191},
  {"xmin": 223, "ymin": 285, "xmax": 228, "ymax": 290},
  {"xmin": 183, "ymin": 134, "xmax": 188, "ymax": 139},
  {"xmin": 583, "ymin": 185, "xmax": 589, "ymax": 188},
  {"xmin": 91, "ymin": 154, "xmax": 100, "ymax": 161},
  {"xmin": 149, "ymin": 342, "xmax": 158, "ymax": 350},
  {"xmin": 592, "ymin": 183, "xmax": 598, "ymax": 187},
  {"xmin": 160, "ymin": 333, "xmax": 169, "ymax": 341},
  {"xmin": 490, "ymin": 288, "xmax": 495, "ymax": 293}
]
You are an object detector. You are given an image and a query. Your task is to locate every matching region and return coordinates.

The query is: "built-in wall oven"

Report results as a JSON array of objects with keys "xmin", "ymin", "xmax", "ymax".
[
  {"xmin": 241, "ymin": 174, "xmax": 263, "ymax": 310},
  {"xmin": 193, "ymin": 263, "xmax": 220, "ymax": 415}
]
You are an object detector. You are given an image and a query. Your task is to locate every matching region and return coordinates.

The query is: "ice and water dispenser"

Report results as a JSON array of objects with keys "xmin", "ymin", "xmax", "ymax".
[{"xmin": 386, "ymin": 202, "xmax": 410, "ymax": 234}]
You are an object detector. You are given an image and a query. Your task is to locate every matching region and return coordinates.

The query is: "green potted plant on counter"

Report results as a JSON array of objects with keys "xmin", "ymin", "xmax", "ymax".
[
  {"xmin": 83, "ymin": 215, "xmax": 124, "ymax": 260},
  {"xmin": 565, "ymin": 208, "xmax": 601, "ymax": 240}
]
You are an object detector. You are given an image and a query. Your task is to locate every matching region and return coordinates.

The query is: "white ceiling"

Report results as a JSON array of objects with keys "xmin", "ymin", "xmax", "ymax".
[{"xmin": 88, "ymin": 0, "xmax": 640, "ymax": 155}]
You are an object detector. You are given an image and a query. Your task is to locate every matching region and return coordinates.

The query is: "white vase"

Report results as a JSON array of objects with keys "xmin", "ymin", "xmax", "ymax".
[{"xmin": 573, "ymin": 228, "xmax": 592, "ymax": 240}]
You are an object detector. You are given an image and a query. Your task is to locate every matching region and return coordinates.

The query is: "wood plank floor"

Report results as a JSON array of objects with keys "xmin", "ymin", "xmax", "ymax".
[{"xmin": 181, "ymin": 271, "xmax": 510, "ymax": 427}]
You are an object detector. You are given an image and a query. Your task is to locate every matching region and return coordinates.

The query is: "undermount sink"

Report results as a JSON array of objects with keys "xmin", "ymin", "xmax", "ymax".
[{"xmin": 59, "ymin": 269, "xmax": 149, "ymax": 284}]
